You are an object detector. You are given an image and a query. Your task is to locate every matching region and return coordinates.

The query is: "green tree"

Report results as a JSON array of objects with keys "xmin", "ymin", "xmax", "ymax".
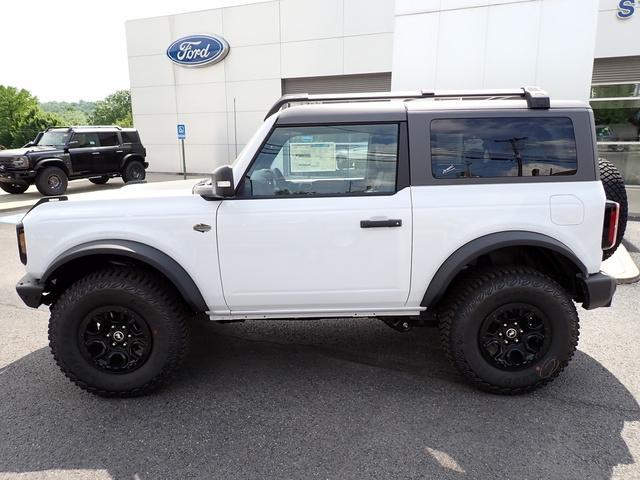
[
  {"xmin": 89, "ymin": 90, "xmax": 133, "ymax": 127},
  {"xmin": 40, "ymin": 100, "xmax": 95, "ymax": 125},
  {"xmin": 0, "ymin": 85, "xmax": 61, "ymax": 148}
]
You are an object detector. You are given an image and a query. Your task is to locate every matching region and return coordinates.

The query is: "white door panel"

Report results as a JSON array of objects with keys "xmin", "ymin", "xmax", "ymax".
[{"xmin": 217, "ymin": 188, "xmax": 413, "ymax": 311}]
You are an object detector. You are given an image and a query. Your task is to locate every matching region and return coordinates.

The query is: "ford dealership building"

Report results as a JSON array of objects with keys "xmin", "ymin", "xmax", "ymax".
[{"xmin": 126, "ymin": 0, "xmax": 640, "ymax": 194}]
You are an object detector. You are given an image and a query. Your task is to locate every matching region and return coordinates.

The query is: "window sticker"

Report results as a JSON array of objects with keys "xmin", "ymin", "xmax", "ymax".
[{"xmin": 290, "ymin": 142, "xmax": 337, "ymax": 172}]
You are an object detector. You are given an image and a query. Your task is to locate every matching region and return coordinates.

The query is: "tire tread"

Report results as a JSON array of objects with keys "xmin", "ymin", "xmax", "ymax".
[
  {"xmin": 48, "ymin": 267, "xmax": 190, "ymax": 397},
  {"xmin": 438, "ymin": 266, "xmax": 579, "ymax": 395}
]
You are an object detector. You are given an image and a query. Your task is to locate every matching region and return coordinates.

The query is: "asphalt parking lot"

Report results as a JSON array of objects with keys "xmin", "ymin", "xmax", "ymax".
[{"xmin": 1, "ymin": 196, "xmax": 640, "ymax": 479}]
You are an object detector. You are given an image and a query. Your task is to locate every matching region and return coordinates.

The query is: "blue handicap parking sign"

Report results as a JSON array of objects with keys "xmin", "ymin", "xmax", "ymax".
[{"xmin": 177, "ymin": 124, "xmax": 186, "ymax": 139}]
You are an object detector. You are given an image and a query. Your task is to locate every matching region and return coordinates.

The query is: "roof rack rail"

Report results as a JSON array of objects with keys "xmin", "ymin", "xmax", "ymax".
[
  {"xmin": 45, "ymin": 125, "xmax": 122, "ymax": 131},
  {"xmin": 264, "ymin": 86, "xmax": 550, "ymax": 119}
]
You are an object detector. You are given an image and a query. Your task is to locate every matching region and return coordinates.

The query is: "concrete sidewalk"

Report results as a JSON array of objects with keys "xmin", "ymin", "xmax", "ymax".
[{"xmin": 0, "ymin": 173, "xmax": 203, "ymax": 213}]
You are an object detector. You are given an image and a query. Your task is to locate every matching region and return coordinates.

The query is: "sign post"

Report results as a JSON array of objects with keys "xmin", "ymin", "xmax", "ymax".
[{"xmin": 177, "ymin": 124, "xmax": 187, "ymax": 180}]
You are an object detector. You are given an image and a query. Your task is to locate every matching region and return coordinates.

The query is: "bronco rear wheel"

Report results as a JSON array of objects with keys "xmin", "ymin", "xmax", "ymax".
[
  {"xmin": 438, "ymin": 266, "xmax": 579, "ymax": 394},
  {"xmin": 122, "ymin": 160, "xmax": 146, "ymax": 183},
  {"xmin": 49, "ymin": 267, "xmax": 190, "ymax": 397}
]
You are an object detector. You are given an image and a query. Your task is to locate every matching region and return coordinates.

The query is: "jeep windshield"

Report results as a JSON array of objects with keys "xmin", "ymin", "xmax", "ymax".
[{"xmin": 36, "ymin": 131, "xmax": 71, "ymax": 146}]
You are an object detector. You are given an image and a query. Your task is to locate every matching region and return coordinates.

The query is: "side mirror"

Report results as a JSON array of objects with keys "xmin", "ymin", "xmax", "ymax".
[
  {"xmin": 67, "ymin": 140, "xmax": 79, "ymax": 147},
  {"xmin": 212, "ymin": 165, "xmax": 235, "ymax": 198},
  {"xmin": 193, "ymin": 165, "xmax": 234, "ymax": 199}
]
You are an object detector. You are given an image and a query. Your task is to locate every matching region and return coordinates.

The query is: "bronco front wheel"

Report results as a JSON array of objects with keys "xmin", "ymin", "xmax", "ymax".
[{"xmin": 49, "ymin": 268, "xmax": 190, "ymax": 397}]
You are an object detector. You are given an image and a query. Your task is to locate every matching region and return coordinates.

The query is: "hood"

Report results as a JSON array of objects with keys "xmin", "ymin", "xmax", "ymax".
[
  {"xmin": 0, "ymin": 146, "xmax": 58, "ymax": 157},
  {"xmin": 67, "ymin": 178, "xmax": 207, "ymax": 202}
]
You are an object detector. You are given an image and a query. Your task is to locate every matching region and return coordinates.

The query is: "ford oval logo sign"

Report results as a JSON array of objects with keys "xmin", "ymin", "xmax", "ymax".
[{"xmin": 166, "ymin": 34, "xmax": 229, "ymax": 67}]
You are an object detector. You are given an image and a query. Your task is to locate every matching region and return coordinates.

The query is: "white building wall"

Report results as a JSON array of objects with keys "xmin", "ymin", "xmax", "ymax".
[
  {"xmin": 391, "ymin": 0, "xmax": 600, "ymax": 101},
  {"xmin": 595, "ymin": 0, "xmax": 640, "ymax": 59},
  {"xmin": 126, "ymin": 0, "xmax": 395, "ymax": 173}
]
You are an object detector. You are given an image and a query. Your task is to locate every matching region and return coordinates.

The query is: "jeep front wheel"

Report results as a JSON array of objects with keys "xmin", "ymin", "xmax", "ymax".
[
  {"xmin": 36, "ymin": 166, "xmax": 68, "ymax": 196},
  {"xmin": 438, "ymin": 266, "xmax": 579, "ymax": 394},
  {"xmin": 49, "ymin": 268, "xmax": 190, "ymax": 397},
  {"xmin": 122, "ymin": 160, "xmax": 146, "ymax": 183},
  {"xmin": 0, "ymin": 183, "xmax": 29, "ymax": 194}
]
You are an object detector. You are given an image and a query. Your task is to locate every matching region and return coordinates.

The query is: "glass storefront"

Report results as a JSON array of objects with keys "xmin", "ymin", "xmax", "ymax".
[{"xmin": 590, "ymin": 83, "xmax": 640, "ymax": 185}]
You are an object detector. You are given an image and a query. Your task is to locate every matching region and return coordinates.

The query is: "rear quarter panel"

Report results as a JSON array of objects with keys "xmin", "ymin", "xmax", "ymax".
[{"xmin": 407, "ymin": 181, "xmax": 606, "ymax": 307}]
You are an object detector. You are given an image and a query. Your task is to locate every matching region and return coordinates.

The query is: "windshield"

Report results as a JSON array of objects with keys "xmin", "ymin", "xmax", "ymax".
[{"xmin": 36, "ymin": 131, "xmax": 72, "ymax": 146}]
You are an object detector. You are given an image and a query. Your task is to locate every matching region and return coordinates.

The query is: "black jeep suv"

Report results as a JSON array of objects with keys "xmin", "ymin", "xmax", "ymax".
[{"xmin": 0, "ymin": 126, "xmax": 148, "ymax": 196}]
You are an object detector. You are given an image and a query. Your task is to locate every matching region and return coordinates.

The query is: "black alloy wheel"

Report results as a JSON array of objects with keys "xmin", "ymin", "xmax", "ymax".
[
  {"xmin": 79, "ymin": 306, "xmax": 152, "ymax": 373},
  {"xmin": 478, "ymin": 303, "xmax": 551, "ymax": 370}
]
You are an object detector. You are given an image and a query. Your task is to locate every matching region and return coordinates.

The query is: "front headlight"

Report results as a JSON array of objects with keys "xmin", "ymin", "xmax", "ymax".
[{"xmin": 11, "ymin": 156, "xmax": 29, "ymax": 168}]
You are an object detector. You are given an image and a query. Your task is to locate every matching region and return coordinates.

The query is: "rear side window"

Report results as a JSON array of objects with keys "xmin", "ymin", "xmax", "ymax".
[
  {"xmin": 430, "ymin": 117, "xmax": 577, "ymax": 179},
  {"xmin": 121, "ymin": 131, "xmax": 140, "ymax": 143},
  {"xmin": 97, "ymin": 132, "xmax": 119, "ymax": 146}
]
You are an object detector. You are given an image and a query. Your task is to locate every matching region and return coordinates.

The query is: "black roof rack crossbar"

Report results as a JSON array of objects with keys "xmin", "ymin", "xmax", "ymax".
[{"xmin": 265, "ymin": 86, "xmax": 550, "ymax": 119}]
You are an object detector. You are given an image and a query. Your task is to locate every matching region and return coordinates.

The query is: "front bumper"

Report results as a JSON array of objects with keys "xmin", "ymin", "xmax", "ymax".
[
  {"xmin": 0, "ymin": 168, "xmax": 36, "ymax": 185},
  {"xmin": 581, "ymin": 272, "xmax": 616, "ymax": 310},
  {"xmin": 16, "ymin": 274, "xmax": 45, "ymax": 308}
]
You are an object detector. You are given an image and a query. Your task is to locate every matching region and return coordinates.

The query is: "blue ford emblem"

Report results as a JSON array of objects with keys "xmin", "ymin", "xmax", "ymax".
[{"xmin": 166, "ymin": 34, "xmax": 229, "ymax": 67}]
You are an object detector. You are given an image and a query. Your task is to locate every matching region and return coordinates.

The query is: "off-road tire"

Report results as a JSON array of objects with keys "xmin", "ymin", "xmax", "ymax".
[
  {"xmin": 35, "ymin": 166, "xmax": 68, "ymax": 196},
  {"xmin": 89, "ymin": 176, "xmax": 109, "ymax": 185},
  {"xmin": 122, "ymin": 160, "xmax": 146, "ymax": 183},
  {"xmin": 0, "ymin": 183, "xmax": 29, "ymax": 194},
  {"xmin": 599, "ymin": 158, "xmax": 628, "ymax": 260},
  {"xmin": 49, "ymin": 267, "xmax": 191, "ymax": 397},
  {"xmin": 438, "ymin": 266, "xmax": 579, "ymax": 395}
]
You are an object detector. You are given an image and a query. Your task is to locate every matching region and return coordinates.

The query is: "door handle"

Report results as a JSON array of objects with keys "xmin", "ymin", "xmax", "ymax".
[
  {"xmin": 116, "ymin": 150, "xmax": 123, "ymax": 153},
  {"xmin": 360, "ymin": 219, "xmax": 402, "ymax": 228},
  {"xmin": 92, "ymin": 152, "xmax": 100, "ymax": 155}
]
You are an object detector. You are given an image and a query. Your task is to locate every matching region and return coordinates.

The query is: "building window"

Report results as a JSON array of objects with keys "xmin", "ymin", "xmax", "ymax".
[{"xmin": 590, "ymin": 83, "xmax": 640, "ymax": 185}]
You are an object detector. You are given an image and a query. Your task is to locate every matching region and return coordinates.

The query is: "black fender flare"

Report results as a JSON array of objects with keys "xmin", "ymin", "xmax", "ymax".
[
  {"xmin": 35, "ymin": 158, "xmax": 70, "ymax": 175},
  {"xmin": 421, "ymin": 231, "xmax": 588, "ymax": 307},
  {"xmin": 42, "ymin": 239, "xmax": 208, "ymax": 312},
  {"xmin": 120, "ymin": 154, "xmax": 145, "ymax": 170}
]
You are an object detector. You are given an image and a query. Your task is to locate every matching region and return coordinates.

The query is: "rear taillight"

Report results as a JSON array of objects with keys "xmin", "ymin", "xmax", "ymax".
[
  {"xmin": 16, "ymin": 222, "xmax": 27, "ymax": 265},
  {"xmin": 602, "ymin": 200, "xmax": 620, "ymax": 251}
]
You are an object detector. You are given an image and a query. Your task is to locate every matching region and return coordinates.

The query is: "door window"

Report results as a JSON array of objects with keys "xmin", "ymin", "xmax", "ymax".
[
  {"xmin": 70, "ymin": 133, "xmax": 99, "ymax": 148},
  {"xmin": 97, "ymin": 132, "xmax": 120, "ymax": 146},
  {"xmin": 238, "ymin": 124, "xmax": 399, "ymax": 197}
]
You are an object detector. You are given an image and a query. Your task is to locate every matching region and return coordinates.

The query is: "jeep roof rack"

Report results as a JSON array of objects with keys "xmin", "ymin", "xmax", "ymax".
[{"xmin": 264, "ymin": 86, "xmax": 550, "ymax": 119}]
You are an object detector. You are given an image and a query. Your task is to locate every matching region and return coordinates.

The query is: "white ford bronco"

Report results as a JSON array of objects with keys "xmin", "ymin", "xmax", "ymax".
[{"xmin": 15, "ymin": 88, "xmax": 626, "ymax": 397}]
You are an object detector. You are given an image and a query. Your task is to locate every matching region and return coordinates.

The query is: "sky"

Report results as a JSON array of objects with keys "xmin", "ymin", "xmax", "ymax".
[{"xmin": 0, "ymin": 0, "xmax": 255, "ymax": 102}]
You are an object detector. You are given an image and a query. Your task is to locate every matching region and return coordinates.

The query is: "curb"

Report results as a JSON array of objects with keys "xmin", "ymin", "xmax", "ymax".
[{"xmin": 602, "ymin": 244, "xmax": 640, "ymax": 284}]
